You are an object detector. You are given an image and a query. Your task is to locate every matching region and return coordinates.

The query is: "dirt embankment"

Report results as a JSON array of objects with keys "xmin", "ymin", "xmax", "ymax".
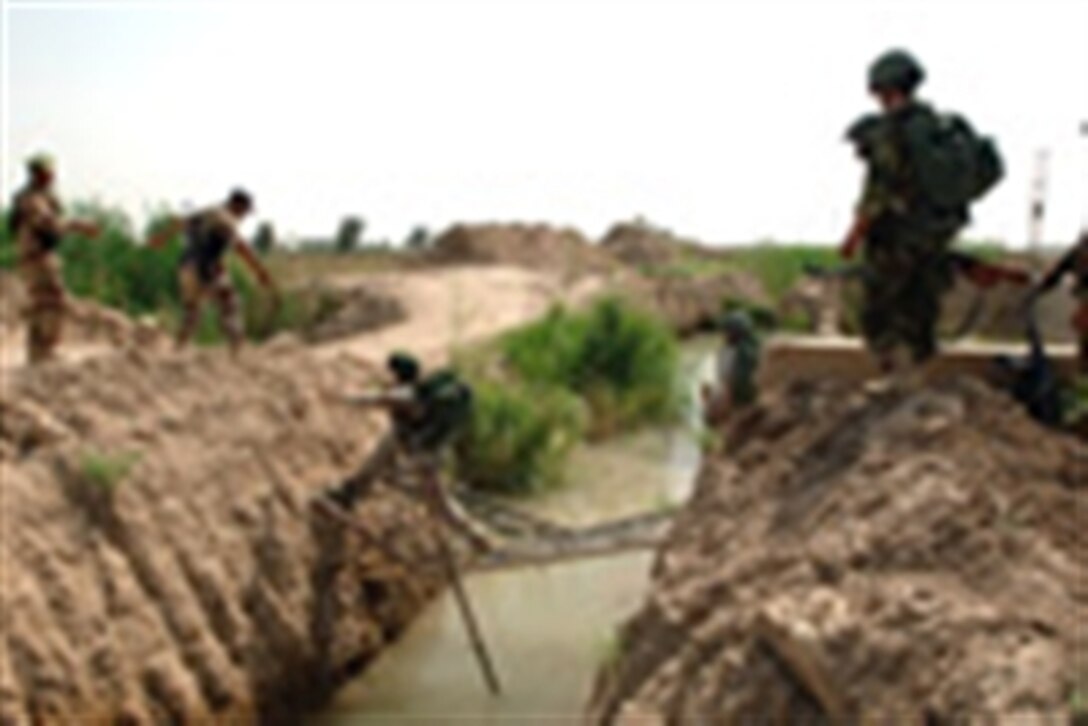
[
  {"xmin": 429, "ymin": 223, "xmax": 619, "ymax": 276},
  {"xmin": 0, "ymin": 345, "xmax": 446, "ymax": 723},
  {"xmin": 590, "ymin": 379, "xmax": 1087, "ymax": 723}
]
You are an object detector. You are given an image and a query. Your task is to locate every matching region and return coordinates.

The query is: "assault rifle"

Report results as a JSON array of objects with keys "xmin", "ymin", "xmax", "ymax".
[{"xmin": 804, "ymin": 250, "xmax": 1031, "ymax": 289}]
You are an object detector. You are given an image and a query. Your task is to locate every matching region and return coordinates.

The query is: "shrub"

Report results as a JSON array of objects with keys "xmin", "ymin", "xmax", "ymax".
[
  {"xmin": 502, "ymin": 297, "xmax": 682, "ymax": 436},
  {"xmin": 453, "ymin": 381, "xmax": 586, "ymax": 495},
  {"xmin": 79, "ymin": 450, "xmax": 140, "ymax": 492}
]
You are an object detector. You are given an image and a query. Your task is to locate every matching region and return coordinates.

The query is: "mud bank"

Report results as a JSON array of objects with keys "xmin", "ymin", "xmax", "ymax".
[
  {"xmin": 590, "ymin": 378, "xmax": 1087, "ymax": 723},
  {"xmin": 0, "ymin": 344, "xmax": 445, "ymax": 723}
]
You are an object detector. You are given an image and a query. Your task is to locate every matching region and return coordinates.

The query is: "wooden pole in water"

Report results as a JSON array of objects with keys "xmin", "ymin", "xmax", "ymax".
[{"xmin": 432, "ymin": 529, "xmax": 504, "ymax": 696}]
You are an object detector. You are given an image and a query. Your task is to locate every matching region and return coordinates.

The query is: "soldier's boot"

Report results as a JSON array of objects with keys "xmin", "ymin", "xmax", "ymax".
[
  {"xmin": 323, "ymin": 435, "xmax": 399, "ymax": 509},
  {"xmin": 175, "ymin": 303, "xmax": 201, "ymax": 350}
]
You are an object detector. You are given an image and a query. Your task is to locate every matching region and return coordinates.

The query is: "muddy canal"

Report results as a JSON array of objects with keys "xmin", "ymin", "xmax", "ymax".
[{"xmin": 316, "ymin": 345, "xmax": 713, "ymax": 723}]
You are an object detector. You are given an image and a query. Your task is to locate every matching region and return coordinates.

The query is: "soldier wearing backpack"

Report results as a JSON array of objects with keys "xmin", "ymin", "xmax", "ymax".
[
  {"xmin": 8, "ymin": 154, "xmax": 101, "ymax": 364},
  {"xmin": 327, "ymin": 352, "xmax": 493, "ymax": 551},
  {"xmin": 146, "ymin": 189, "xmax": 277, "ymax": 354},
  {"xmin": 841, "ymin": 50, "xmax": 1004, "ymax": 375}
]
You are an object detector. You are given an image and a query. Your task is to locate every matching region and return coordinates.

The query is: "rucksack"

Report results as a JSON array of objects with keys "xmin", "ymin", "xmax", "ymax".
[
  {"xmin": 410, "ymin": 369, "xmax": 474, "ymax": 450},
  {"xmin": 903, "ymin": 106, "xmax": 1004, "ymax": 211}
]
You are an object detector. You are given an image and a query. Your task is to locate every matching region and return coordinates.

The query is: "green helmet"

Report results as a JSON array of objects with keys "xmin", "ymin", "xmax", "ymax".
[
  {"xmin": 868, "ymin": 49, "xmax": 925, "ymax": 94},
  {"xmin": 720, "ymin": 310, "xmax": 754, "ymax": 336},
  {"xmin": 26, "ymin": 153, "xmax": 56, "ymax": 175},
  {"xmin": 387, "ymin": 351, "xmax": 421, "ymax": 382}
]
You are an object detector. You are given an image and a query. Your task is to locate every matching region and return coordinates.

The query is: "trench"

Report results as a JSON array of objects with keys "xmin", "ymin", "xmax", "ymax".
[{"xmin": 312, "ymin": 343, "xmax": 715, "ymax": 723}]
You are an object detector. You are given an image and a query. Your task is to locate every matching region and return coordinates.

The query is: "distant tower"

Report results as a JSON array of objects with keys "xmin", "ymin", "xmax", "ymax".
[{"xmin": 1027, "ymin": 149, "xmax": 1049, "ymax": 255}]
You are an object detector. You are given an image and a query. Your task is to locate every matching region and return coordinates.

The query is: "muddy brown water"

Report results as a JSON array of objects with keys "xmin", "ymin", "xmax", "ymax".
[{"xmin": 315, "ymin": 344, "xmax": 714, "ymax": 723}]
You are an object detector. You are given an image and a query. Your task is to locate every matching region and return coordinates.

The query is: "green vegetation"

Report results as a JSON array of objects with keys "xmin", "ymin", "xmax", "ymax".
[
  {"xmin": 726, "ymin": 244, "xmax": 840, "ymax": 301},
  {"xmin": 502, "ymin": 297, "xmax": 682, "ymax": 437},
  {"xmin": 453, "ymin": 381, "xmax": 586, "ymax": 495},
  {"xmin": 78, "ymin": 450, "xmax": 140, "ymax": 492},
  {"xmin": 454, "ymin": 297, "xmax": 683, "ymax": 495}
]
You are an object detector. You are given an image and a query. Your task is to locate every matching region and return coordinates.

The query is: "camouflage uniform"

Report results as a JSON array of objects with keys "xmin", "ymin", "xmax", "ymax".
[
  {"xmin": 713, "ymin": 311, "xmax": 760, "ymax": 408},
  {"xmin": 177, "ymin": 206, "xmax": 243, "ymax": 346},
  {"xmin": 11, "ymin": 184, "xmax": 68, "ymax": 364},
  {"xmin": 849, "ymin": 53, "xmax": 967, "ymax": 365}
]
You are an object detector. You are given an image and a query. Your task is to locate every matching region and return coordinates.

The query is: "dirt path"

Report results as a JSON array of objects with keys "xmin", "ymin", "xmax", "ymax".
[{"xmin": 315, "ymin": 265, "xmax": 606, "ymax": 366}]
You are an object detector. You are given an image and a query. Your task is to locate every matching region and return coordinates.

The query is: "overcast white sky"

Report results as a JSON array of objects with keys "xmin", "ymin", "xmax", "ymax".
[{"xmin": 2, "ymin": 0, "xmax": 1086, "ymax": 246}]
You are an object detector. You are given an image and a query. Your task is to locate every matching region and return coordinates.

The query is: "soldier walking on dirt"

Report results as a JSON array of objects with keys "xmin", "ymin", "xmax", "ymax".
[
  {"xmin": 326, "ymin": 352, "xmax": 495, "ymax": 551},
  {"xmin": 8, "ymin": 154, "xmax": 101, "ymax": 365},
  {"xmin": 703, "ymin": 311, "xmax": 761, "ymax": 426},
  {"xmin": 841, "ymin": 50, "xmax": 1004, "ymax": 376},
  {"xmin": 146, "ymin": 189, "xmax": 277, "ymax": 354},
  {"xmin": 1030, "ymin": 231, "xmax": 1088, "ymax": 374}
]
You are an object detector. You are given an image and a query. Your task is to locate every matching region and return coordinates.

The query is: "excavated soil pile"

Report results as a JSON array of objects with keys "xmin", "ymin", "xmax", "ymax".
[
  {"xmin": 301, "ymin": 282, "xmax": 407, "ymax": 343},
  {"xmin": 599, "ymin": 222, "xmax": 709, "ymax": 268},
  {"xmin": 590, "ymin": 378, "xmax": 1087, "ymax": 723},
  {"xmin": 429, "ymin": 223, "xmax": 618, "ymax": 275},
  {"xmin": 0, "ymin": 345, "xmax": 444, "ymax": 723}
]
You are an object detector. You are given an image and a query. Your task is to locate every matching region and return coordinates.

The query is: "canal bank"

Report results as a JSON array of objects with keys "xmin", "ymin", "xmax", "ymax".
[{"xmin": 316, "ymin": 345, "xmax": 714, "ymax": 723}]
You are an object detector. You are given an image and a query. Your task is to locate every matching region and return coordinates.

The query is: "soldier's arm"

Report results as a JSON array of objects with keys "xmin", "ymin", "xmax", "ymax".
[{"xmin": 233, "ymin": 238, "xmax": 277, "ymax": 290}]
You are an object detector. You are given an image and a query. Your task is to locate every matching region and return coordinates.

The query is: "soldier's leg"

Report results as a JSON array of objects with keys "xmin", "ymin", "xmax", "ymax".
[
  {"xmin": 212, "ymin": 274, "xmax": 244, "ymax": 355},
  {"xmin": 176, "ymin": 265, "xmax": 205, "ymax": 349},
  {"xmin": 860, "ymin": 269, "xmax": 902, "ymax": 373},
  {"xmin": 413, "ymin": 452, "xmax": 495, "ymax": 552},
  {"xmin": 904, "ymin": 273, "xmax": 942, "ymax": 365},
  {"xmin": 22, "ymin": 255, "xmax": 67, "ymax": 365},
  {"xmin": 326, "ymin": 434, "xmax": 400, "ymax": 508}
]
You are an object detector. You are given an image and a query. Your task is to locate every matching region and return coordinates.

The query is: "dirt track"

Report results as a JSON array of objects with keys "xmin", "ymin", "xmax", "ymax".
[{"xmin": 590, "ymin": 378, "xmax": 1087, "ymax": 723}]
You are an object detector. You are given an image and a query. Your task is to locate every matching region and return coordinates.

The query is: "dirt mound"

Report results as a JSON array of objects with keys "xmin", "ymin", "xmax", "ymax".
[
  {"xmin": 0, "ymin": 272, "xmax": 166, "ymax": 358},
  {"xmin": 301, "ymin": 282, "xmax": 407, "ymax": 343},
  {"xmin": 0, "ymin": 346, "xmax": 444, "ymax": 723},
  {"xmin": 599, "ymin": 221, "xmax": 707, "ymax": 268},
  {"xmin": 429, "ymin": 223, "xmax": 617, "ymax": 275},
  {"xmin": 590, "ymin": 378, "xmax": 1087, "ymax": 723}
]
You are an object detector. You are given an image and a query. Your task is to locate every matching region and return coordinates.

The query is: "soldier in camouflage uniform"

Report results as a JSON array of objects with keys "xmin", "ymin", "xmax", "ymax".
[
  {"xmin": 1032, "ymin": 231, "xmax": 1088, "ymax": 374},
  {"xmin": 841, "ymin": 50, "xmax": 969, "ymax": 373},
  {"xmin": 703, "ymin": 310, "xmax": 761, "ymax": 424},
  {"xmin": 327, "ymin": 352, "xmax": 494, "ymax": 551},
  {"xmin": 147, "ymin": 189, "xmax": 276, "ymax": 354},
  {"xmin": 8, "ymin": 155, "xmax": 100, "ymax": 364}
]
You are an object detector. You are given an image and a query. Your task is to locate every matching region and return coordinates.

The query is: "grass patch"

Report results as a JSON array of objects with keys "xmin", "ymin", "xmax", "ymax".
[
  {"xmin": 502, "ymin": 297, "xmax": 683, "ymax": 437},
  {"xmin": 79, "ymin": 450, "xmax": 140, "ymax": 492},
  {"xmin": 453, "ymin": 381, "xmax": 586, "ymax": 495},
  {"xmin": 724, "ymin": 244, "xmax": 840, "ymax": 302}
]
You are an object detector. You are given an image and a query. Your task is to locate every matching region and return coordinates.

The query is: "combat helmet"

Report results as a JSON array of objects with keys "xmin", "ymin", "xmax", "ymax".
[
  {"xmin": 26, "ymin": 153, "xmax": 56, "ymax": 176},
  {"xmin": 387, "ymin": 351, "xmax": 421, "ymax": 383},
  {"xmin": 868, "ymin": 49, "xmax": 925, "ymax": 94},
  {"xmin": 720, "ymin": 310, "xmax": 754, "ymax": 337}
]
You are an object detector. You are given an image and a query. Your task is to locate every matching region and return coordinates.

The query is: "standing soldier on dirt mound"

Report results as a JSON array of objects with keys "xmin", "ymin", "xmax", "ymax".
[
  {"xmin": 147, "ymin": 189, "xmax": 277, "ymax": 354},
  {"xmin": 8, "ymin": 155, "xmax": 101, "ymax": 364},
  {"xmin": 326, "ymin": 352, "xmax": 495, "ymax": 552},
  {"xmin": 841, "ymin": 50, "xmax": 1004, "ymax": 376},
  {"xmin": 1031, "ymin": 231, "xmax": 1088, "ymax": 374}
]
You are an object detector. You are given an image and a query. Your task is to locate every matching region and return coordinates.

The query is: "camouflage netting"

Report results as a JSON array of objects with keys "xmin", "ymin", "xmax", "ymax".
[{"xmin": 590, "ymin": 378, "xmax": 1087, "ymax": 723}]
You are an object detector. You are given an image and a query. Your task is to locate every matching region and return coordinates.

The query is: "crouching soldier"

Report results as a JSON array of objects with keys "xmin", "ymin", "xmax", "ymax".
[
  {"xmin": 146, "ymin": 189, "xmax": 277, "ymax": 354},
  {"xmin": 9, "ymin": 154, "xmax": 101, "ymax": 364},
  {"xmin": 327, "ymin": 352, "xmax": 494, "ymax": 552},
  {"xmin": 703, "ymin": 311, "xmax": 761, "ymax": 426}
]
